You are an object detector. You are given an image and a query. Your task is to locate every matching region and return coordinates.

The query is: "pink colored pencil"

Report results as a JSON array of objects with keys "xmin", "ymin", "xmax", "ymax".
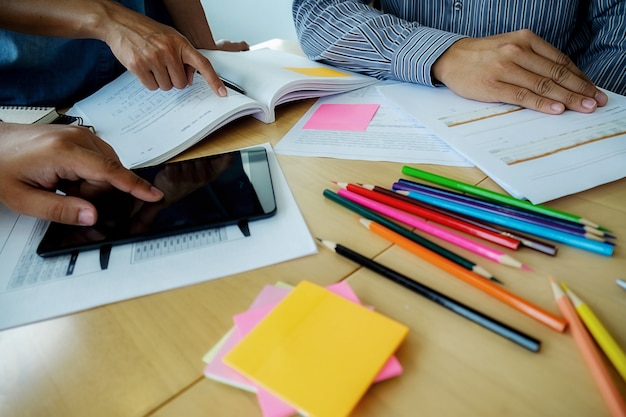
[
  {"xmin": 549, "ymin": 277, "xmax": 626, "ymax": 417},
  {"xmin": 337, "ymin": 188, "xmax": 529, "ymax": 270}
]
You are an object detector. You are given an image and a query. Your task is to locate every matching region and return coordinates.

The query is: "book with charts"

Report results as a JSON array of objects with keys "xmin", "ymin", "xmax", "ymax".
[
  {"xmin": 0, "ymin": 105, "xmax": 85, "ymax": 127},
  {"xmin": 67, "ymin": 47, "xmax": 378, "ymax": 168}
]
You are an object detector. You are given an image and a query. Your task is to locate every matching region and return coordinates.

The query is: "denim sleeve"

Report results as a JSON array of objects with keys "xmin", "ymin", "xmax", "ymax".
[{"xmin": 0, "ymin": 0, "xmax": 155, "ymax": 106}]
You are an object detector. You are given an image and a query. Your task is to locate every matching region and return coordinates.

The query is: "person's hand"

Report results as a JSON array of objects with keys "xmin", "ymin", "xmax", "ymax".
[
  {"xmin": 99, "ymin": 2, "xmax": 228, "ymax": 95},
  {"xmin": 0, "ymin": 123, "xmax": 163, "ymax": 226},
  {"xmin": 432, "ymin": 29, "xmax": 609, "ymax": 114}
]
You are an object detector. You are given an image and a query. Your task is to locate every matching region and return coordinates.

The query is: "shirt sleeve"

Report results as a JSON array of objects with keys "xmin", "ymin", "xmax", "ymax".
[
  {"xmin": 573, "ymin": 0, "xmax": 626, "ymax": 95},
  {"xmin": 292, "ymin": 0, "xmax": 465, "ymax": 86}
]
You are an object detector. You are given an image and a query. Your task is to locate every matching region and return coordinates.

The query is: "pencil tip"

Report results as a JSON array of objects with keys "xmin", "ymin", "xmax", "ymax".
[
  {"xmin": 315, "ymin": 238, "xmax": 336, "ymax": 251},
  {"xmin": 491, "ymin": 277, "xmax": 505, "ymax": 285},
  {"xmin": 521, "ymin": 265, "xmax": 533, "ymax": 272}
]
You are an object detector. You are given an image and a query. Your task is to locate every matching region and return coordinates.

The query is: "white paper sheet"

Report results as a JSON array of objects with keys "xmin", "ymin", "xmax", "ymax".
[
  {"xmin": 0, "ymin": 143, "xmax": 317, "ymax": 331},
  {"xmin": 274, "ymin": 83, "xmax": 471, "ymax": 166},
  {"xmin": 378, "ymin": 83, "xmax": 626, "ymax": 203}
]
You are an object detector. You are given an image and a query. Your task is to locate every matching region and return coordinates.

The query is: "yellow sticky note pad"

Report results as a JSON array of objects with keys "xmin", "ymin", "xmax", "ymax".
[
  {"xmin": 283, "ymin": 66, "xmax": 351, "ymax": 77},
  {"xmin": 223, "ymin": 281, "xmax": 409, "ymax": 417}
]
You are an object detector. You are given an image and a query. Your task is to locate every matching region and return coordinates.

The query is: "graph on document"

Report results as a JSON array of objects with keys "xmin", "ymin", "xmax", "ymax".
[
  {"xmin": 438, "ymin": 103, "xmax": 523, "ymax": 127},
  {"xmin": 492, "ymin": 118, "xmax": 626, "ymax": 165}
]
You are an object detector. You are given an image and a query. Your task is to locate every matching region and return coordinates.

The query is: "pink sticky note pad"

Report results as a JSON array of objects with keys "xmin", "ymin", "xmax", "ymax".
[
  {"xmin": 302, "ymin": 103, "xmax": 379, "ymax": 131},
  {"xmin": 204, "ymin": 329, "xmax": 254, "ymax": 390}
]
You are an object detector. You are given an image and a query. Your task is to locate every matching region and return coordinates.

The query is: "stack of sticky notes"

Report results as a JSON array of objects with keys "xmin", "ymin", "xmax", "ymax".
[{"xmin": 203, "ymin": 280, "xmax": 409, "ymax": 417}]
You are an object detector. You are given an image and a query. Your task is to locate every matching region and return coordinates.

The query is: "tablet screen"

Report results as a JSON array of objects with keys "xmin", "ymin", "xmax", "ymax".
[{"xmin": 37, "ymin": 147, "xmax": 276, "ymax": 257}]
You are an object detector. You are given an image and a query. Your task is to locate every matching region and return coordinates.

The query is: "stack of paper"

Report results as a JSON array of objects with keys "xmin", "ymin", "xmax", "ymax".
[
  {"xmin": 377, "ymin": 83, "xmax": 626, "ymax": 203},
  {"xmin": 203, "ymin": 281, "xmax": 409, "ymax": 417}
]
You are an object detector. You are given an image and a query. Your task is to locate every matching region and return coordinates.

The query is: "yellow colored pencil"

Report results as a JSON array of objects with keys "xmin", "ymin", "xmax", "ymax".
[
  {"xmin": 562, "ymin": 283, "xmax": 626, "ymax": 382},
  {"xmin": 549, "ymin": 277, "xmax": 626, "ymax": 417}
]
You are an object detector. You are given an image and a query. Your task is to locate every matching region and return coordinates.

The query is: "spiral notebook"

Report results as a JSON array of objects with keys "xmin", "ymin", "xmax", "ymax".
[{"xmin": 0, "ymin": 105, "xmax": 88, "ymax": 128}]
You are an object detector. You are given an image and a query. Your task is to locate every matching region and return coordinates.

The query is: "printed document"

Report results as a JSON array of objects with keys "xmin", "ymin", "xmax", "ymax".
[
  {"xmin": 378, "ymin": 83, "xmax": 626, "ymax": 203},
  {"xmin": 275, "ymin": 83, "xmax": 471, "ymax": 166}
]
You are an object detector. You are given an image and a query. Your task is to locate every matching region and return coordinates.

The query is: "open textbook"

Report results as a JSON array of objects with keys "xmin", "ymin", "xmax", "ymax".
[
  {"xmin": 67, "ymin": 48, "xmax": 377, "ymax": 168},
  {"xmin": 378, "ymin": 83, "xmax": 626, "ymax": 203}
]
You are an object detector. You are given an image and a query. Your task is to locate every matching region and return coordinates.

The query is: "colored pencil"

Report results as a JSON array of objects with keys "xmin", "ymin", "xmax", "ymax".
[
  {"xmin": 562, "ymin": 283, "xmax": 626, "ymax": 382},
  {"xmin": 338, "ymin": 188, "xmax": 530, "ymax": 270},
  {"xmin": 618, "ymin": 279, "xmax": 626, "ymax": 291},
  {"xmin": 549, "ymin": 277, "xmax": 626, "ymax": 417},
  {"xmin": 401, "ymin": 166, "xmax": 608, "ymax": 231},
  {"xmin": 361, "ymin": 183, "xmax": 558, "ymax": 256},
  {"xmin": 323, "ymin": 189, "xmax": 501, "ymax": 283},
  {"xmin": 360, "ymin": 217, "xmax": 567, "ymax": 332},
  {"xmin": 394, "ymin": 179, "xmax": 613, "ymax": 241},
  {"xmin": 396, "ymin": 189, "xmax": 615, "ymax": 256},
  {"xmin": 317, "ymin": 238, "xmax": 541, "ymax": 352},
  {"xmin": 337, "ymin": 182, "xmax": 520, "ymax": 250}
]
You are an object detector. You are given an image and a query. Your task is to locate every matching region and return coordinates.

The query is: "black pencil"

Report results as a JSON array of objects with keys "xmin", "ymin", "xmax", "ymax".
[{"xmin": 317, "ymin": 238, "xmax": 541, "ymax": 352}]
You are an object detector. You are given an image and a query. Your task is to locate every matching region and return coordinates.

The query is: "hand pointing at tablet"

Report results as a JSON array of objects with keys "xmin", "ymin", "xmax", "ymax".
[{"xmin": 0, "ymin": 123, "xmax": 163, "ymax": 226}]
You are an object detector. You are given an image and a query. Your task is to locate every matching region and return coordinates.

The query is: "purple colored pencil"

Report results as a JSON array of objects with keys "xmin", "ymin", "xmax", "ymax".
[{"xmin": 393, "ymin": 180, "xmax": 613, "ymax": 242}]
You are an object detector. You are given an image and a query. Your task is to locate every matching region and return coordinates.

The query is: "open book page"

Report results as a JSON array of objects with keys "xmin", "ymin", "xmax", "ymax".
[
  {"xmin": 68, "ymin": 71, "xmax": 264, "ymax": 168},
  {"xmin": 200, "ymin": 48, "xmax": 379, "ymax": 123},
  {"xmin": 378, "ymin": 83, "xmax": 626, "ymax": 203}
]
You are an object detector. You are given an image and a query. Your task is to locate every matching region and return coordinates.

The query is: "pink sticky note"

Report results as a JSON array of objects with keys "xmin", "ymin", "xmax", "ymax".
[
  {"xmin": 302, "ymin": 103, "xmax": 379, "ymax": 131},
  {"xmin": 204, "ymin": 329, "xmax": 254, "ymax": 390}
]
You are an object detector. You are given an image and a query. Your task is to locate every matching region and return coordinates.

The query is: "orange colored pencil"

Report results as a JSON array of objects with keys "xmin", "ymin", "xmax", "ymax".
[
  {"xmin": 359, "ymin": 217, "xmax": 567, "ymax": 332},
  {"xmin": 549, "ymin": 277, "xmax": 626, "ymax": 417}
]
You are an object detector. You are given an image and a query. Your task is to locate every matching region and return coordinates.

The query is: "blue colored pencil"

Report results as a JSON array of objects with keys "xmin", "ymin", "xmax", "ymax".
[
  {"xmin": 396, "ymin": 189, "xmax": 615, "ymax": 256},
  {"xmin": 393, "ymin": 180, "xmax": 613, "ymax": 242}
]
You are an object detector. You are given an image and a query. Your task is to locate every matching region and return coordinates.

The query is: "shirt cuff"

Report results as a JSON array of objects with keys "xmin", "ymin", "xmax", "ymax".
[{"xmin": 392, "ymin": 29, "xmax": 466, "ymax": 86}]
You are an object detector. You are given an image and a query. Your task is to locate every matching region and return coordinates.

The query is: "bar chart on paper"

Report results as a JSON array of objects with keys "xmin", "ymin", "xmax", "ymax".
[
  {"xmin": 494, "ymin": 118, "xmax": 626, "ymax": 165},
  {"xmin": 438, "ymin": 103, "xmax": 523, "ymax": 127}
]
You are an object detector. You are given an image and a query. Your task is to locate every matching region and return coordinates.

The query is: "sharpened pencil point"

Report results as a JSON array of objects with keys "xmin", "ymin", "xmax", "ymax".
[
  {"xmin": 490, "ymin": 276, "xmax": 505, "ymax": 285},
  {"xmin": 315, "ymin": 238, "xmax": 337, "ymax": 252}
]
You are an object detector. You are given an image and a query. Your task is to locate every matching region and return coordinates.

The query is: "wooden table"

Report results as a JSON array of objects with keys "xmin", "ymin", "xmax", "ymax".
[{"xmin": 1, "ymin": 75, "xmax": 625, "ymax": 417}]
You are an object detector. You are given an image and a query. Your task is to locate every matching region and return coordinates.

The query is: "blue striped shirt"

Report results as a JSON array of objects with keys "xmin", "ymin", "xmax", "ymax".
[{"xmin": 292, "ymin": 0, "xmax": 626, "ymax": 95}]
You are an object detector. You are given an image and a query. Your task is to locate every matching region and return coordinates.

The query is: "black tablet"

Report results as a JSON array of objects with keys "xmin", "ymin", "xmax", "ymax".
[{"xmin": 37, "ymin": 147, "xmax": 277, "ymax": 257}]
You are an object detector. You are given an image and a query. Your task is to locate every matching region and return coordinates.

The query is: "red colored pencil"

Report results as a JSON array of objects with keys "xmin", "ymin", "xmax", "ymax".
[
  {"xmin": 336, "ymin": 182, "xmax": 520, "ymax": 250},
  {"xmin": 361, "ymin": 183, "xmax": 558, "ymax": 256}
]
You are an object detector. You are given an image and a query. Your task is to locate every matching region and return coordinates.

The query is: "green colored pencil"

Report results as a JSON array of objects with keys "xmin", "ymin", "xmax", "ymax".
[
  {"xmin": 323, "ymin": 189, "xmax": 502, "ymax": 284},
  {"xmin": 401, "ymin": 166, "xmax": 607, "ymax": 231}
]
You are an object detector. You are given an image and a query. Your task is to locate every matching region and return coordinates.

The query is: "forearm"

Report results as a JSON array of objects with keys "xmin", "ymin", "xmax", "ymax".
[
  {"xmin": 0, "ymin": 0, "xmax": 138, "ymax": 42},
  {"xmin": 159, "ymin": 0, "xmax": 217, "ymax": 49}
]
